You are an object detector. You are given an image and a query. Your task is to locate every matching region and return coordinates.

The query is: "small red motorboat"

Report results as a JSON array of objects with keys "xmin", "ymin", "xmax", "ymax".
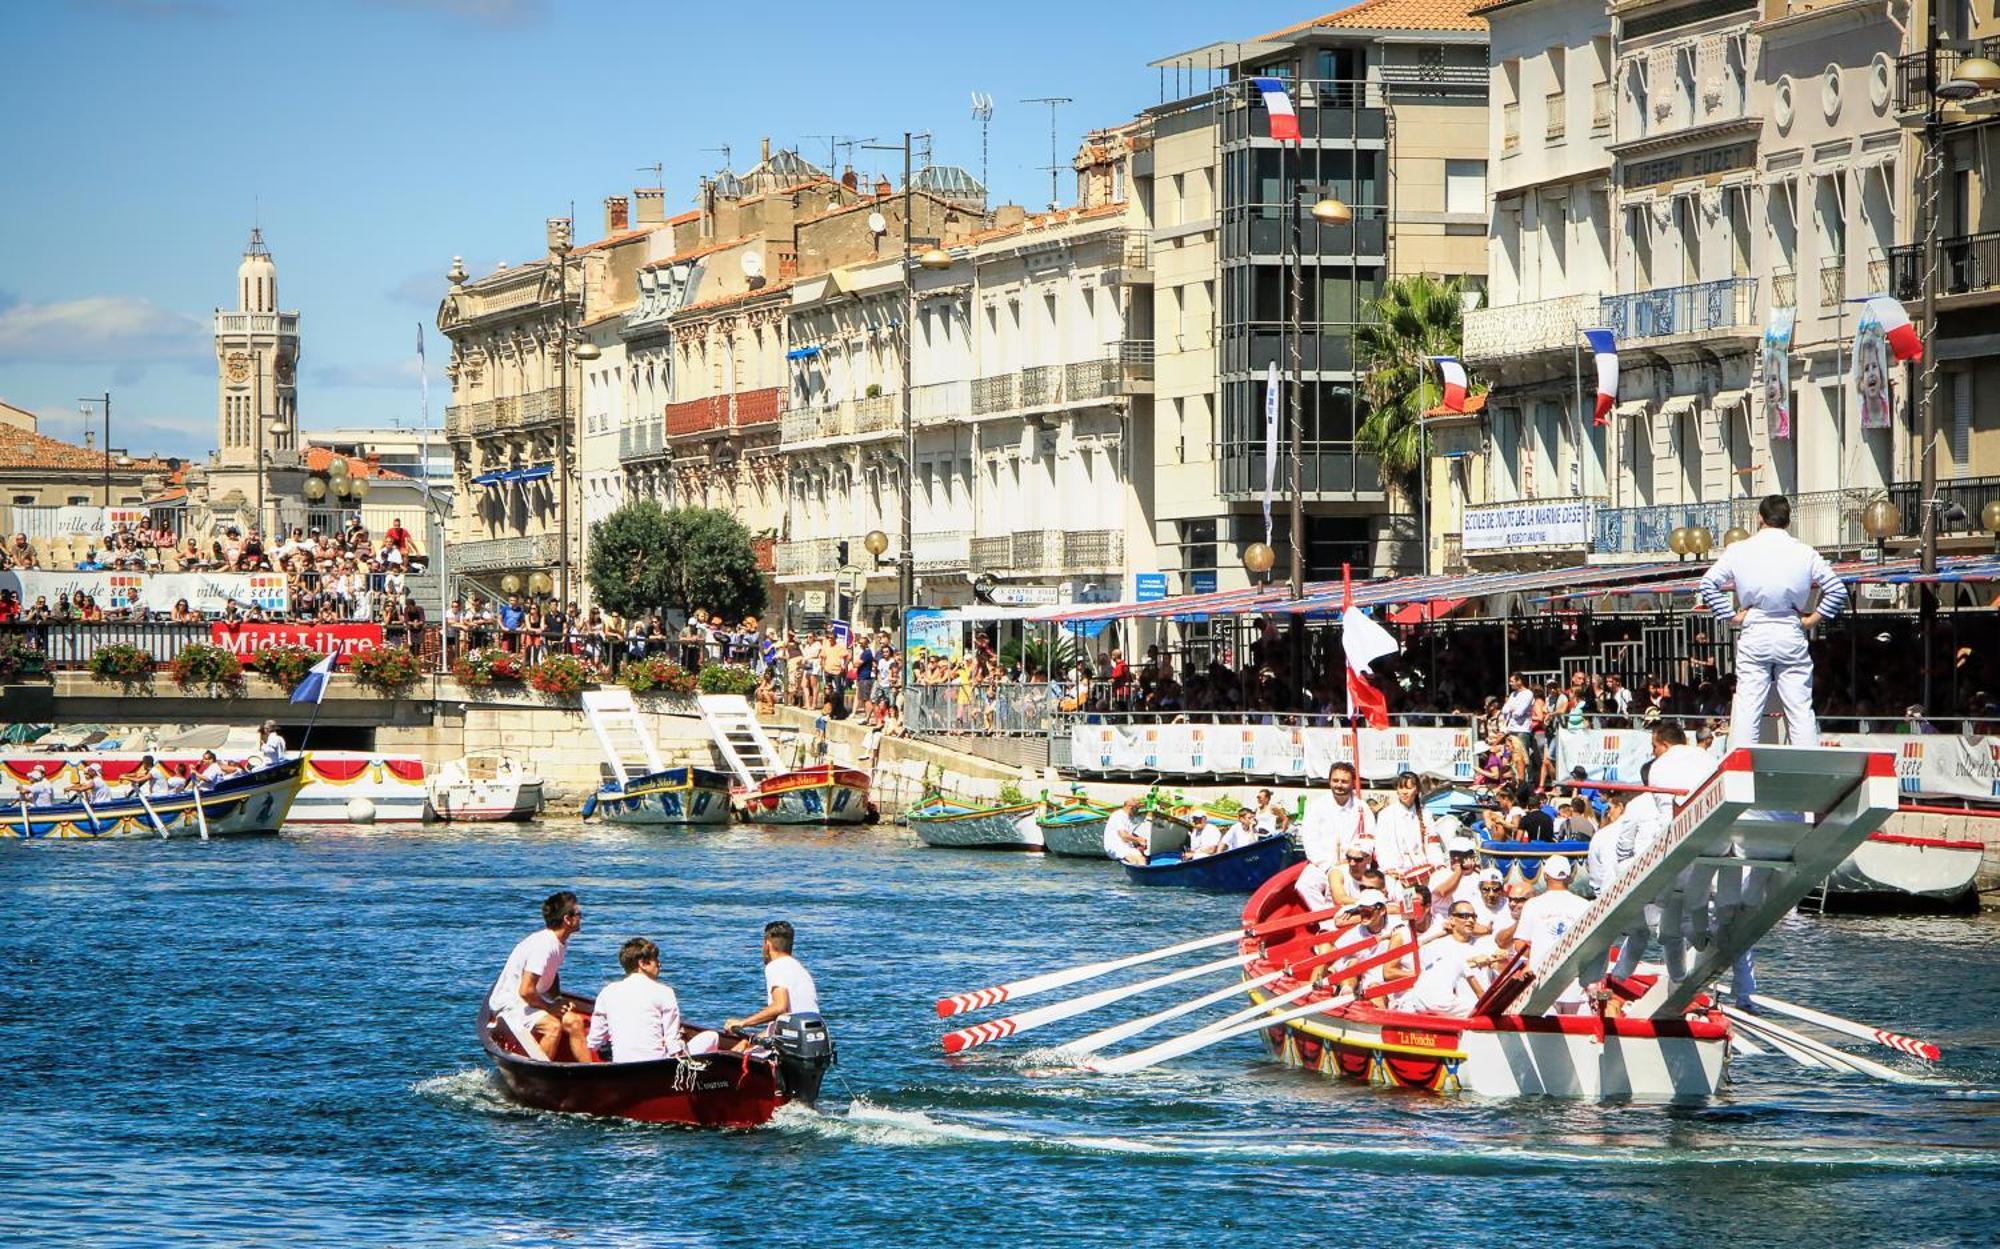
[{"xmin": 476, "ymin": 997, "xmax": 834, "ymax": 1129}]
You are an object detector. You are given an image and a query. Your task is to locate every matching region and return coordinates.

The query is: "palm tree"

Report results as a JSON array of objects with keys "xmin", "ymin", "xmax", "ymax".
[{"xmin": 1353, "ymin": 273, "xmax": 1475, "ymax": 499}]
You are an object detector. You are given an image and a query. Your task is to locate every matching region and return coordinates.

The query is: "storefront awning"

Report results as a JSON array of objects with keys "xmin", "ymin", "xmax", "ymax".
[
  {"xmin": 507, "ymin": 464, "xmax": 554, "ymax": 483},
  {"xmin": 1538, "ymin": 553, "xmax": 2000, "ymax": 603},
  {"xmin": 786, "ymin": 345, "xmax": 822, "ymax": 360},
  {"xmin": 471, "ymin": 471, "xmax": 506, "ymax": 487}
]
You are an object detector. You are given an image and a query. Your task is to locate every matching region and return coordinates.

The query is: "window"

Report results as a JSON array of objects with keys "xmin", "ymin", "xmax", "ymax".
[
  {"xmin": 1729, "ymin": 187, "xmax": 1751, "ymax": 278},
  {"xmin": 1543, "ymin": 191, "xmax": 1569, "ymax": 289},
  {"xmin": 1491, "ymin": 406, "xmax": 1521, "ymax": 499},
  {"xmin": 1445, "ymin": 159, "xmax": 1486, "ymax": 215},
  {"xmin": 1628, "ymin": 206, "xmax": 1654, "ymax": 289},
  {"xmin": 11, "ymin": 494, "xmax": 33, "ymax": 505},
  {"xmin": 1676, "ymin": 46, "xmax": 1696, "ymax": 125},
  {"xmin": 1952, "ymin": 372, "xmax": 1973, "ymax": 473},
  {"xmin": 68, "ymin": 495, "xmax": 89, "ymax": 505},
  {"xmin": 1675, "ymin": 196, "xmax": 1700, "ymax": 285}
]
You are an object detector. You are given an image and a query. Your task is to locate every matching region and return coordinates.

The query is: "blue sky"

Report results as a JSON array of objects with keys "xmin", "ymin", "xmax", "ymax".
[{"xmin": 0, "ymin": 0, "xmax": 1314, "ymax": 459}]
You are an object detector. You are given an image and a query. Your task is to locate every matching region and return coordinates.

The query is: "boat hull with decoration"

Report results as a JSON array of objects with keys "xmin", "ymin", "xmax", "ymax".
[
  {"xmin": 1477, "ymin": 837, "xmax": 1591, "ymax": 882},
  {"xmin": 2, "ymin": 757, "xmax": 306, "ymax": 840},
  {"xmin": 427, "ymin": 754, "xmax": 544, "ymax": 822},
  {"xmin": 3, "ymin": 751, "xmax": 426, "ymax": 823},
  {"xmin": 1821, "ymin": 829, "xmax": 1984, "ymax": 910},
  {"xmin": 1238, "ymin": 861, "xmax": 1732, "ymax": 1100},
  {"xmin": 585, "ymin": 767, "xmax": 735, "ymax": 827},
  {"xmin": 908, "ymin": 796, "xmax": 1044, "ymax": 850},
  {"xmin": 1037, "ymin": 798, "xmax": 1113, "ymax": 857},
  {"xmin": 739, "ymin": 766, "xmax": 871, "ymax": 825},
  {"xmin": 1125, "ymin": 834, "xmax": 1293, "ymax": 892}
]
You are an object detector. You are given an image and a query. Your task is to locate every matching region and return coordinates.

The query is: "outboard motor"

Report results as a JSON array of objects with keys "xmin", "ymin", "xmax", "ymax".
[{"xmin": 767, "ymin": 1013, "xmax": 835, "ymax": 1107}]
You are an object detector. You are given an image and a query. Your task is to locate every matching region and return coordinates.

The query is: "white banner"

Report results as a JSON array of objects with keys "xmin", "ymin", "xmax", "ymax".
[
  {"xmin": 1823, "ymin": 733, "xmax": 2000, "ymax": 801},
  {"xmin": 1462, "ymin": 499, "xmax": 1595, "ymax": 552},
  {"xmin": 0, "ymin": 570, "xmax": 287, "ymax": 616},
  {"xmin": 1068, "ymin": 724, "xmax": 1473, "ymax": 783}
]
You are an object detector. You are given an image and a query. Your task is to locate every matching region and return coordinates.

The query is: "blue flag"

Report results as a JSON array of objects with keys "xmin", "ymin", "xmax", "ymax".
[{"xmin": 290, "ymin": 653, "xmax": 335, "ymax": 705}]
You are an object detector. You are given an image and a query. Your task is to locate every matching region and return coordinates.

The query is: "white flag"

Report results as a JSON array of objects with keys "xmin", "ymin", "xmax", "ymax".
[{"xmin": 1261, "ymin": 362, "xmax": 1280, "ymax": 546}]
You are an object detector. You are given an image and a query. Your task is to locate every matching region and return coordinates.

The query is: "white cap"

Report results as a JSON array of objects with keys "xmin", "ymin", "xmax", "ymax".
[
  {"xmin": 1345, "ymin": 888, "xmax": 1389, "ymax": 912},
  {"xmin": 1347, "ymin": 836, "xmax": 1375, "ymax": 855},
  {"xmin": 1478, "ymin": 866, "xmax": 1505, "ymax": 884},
  {"xmin": 1447, "ymin": 834, "xmax": 1478, "ymax": 853},
  {"xmin": 1543, "ymin": 854, "xmax": 1573, "ymax": 880}
]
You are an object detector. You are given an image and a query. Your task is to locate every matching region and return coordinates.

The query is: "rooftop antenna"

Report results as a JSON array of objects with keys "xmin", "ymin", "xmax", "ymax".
[
  {"xmin": 1022, "ymin": 95, "xmax": 1072, "ymax": 210},
  {"xmin": 915, "ymin": 131, "xmax": 934, "ymax": 171},
  {"xmin": 703, "ymin": 143, "xmax": 733, "ymax": 170},
  {"xmin": 807, "ymin": 135, "xmax": 854, "ymax": 171},
  {"xmin": 637, "ymin": 161, "xmax": 664, "ymax": 185},
  {"xmin": 970, "ymin": 92, "xmax": 994, "ymax": 203}
]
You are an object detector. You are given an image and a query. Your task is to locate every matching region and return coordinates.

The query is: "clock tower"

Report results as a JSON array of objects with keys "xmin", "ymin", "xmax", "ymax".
[{"xmin": 206, "ymin": 227, "xmax": 303, "ymax": 533}]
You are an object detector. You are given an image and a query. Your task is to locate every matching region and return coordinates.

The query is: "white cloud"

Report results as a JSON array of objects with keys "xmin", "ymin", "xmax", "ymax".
[{"xmin": 0, "ymin": 295, "xmax": 208, "ymax": 366}]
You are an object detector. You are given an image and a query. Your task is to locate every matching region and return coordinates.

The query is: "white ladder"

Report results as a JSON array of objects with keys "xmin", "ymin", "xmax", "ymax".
[
  {"xmin": 581, "ymin": 689, "xmax": 665, "ymax": 788},
  {"xmin": 1512, "ymin": 745, "xmax": 1899, "ymax": 1017},
  {"xmin": 697, "ymin": 694, "xmax": 780, "ymax": 786}
]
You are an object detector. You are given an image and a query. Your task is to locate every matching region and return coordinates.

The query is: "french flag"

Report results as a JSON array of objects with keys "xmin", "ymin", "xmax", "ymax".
[
  {"xmin": 1863, "ymin": 295, "xmax": 1923, "ymax": 362},
  {"xmin": 1432, "ymin": 356, "xmax": 1468, "ymax": 412},
  {"xmin": 1341, "ymin": 565, "xmax": 1398, "ymax": 729},
  {"xmin": 1252, "ymin": 77, "xmax": 1301, "ymax": 143},
  {"xmin": 1584, "ymin": 328, "xmax": 1618, "ymax": 425}
]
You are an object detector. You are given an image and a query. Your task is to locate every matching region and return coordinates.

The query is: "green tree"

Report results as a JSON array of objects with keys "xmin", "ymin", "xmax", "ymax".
[
  {"xmin": 1353, "ymin": 273, "xmax": 1476, "ymax": 498},
  {"xmin": 585, "ymin": 500, "xmax": 675, "ymax": 618},
  {"xmin": 588, "ymin": 502, "xmax": 769, "ymax": 621},
  {"xmin": 663, "ymin": 507, "xmax": 768, "ymax": 621}
]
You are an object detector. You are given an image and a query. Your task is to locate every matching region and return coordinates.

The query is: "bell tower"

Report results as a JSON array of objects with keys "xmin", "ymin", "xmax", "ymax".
[{"xmin": 213, "ymin": 227, "xmax": 301, "ymax": 470}]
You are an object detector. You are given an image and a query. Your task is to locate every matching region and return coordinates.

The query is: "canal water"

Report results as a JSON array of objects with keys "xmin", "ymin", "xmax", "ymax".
[{"xmin": 6, "ymin": 821, "xmax": 1999, "ymax": 1247}]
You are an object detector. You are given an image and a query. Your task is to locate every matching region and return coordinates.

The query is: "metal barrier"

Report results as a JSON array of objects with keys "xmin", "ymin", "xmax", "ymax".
[{"xmin": 903, "ymin": 682, "xmax": 1060, "ymax": 737}]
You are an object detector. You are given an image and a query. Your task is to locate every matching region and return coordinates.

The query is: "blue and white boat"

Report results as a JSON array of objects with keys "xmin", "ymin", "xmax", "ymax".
[
  {"xmin": 584, "ymin": 767, "xmax": 734, "ymax": 827},
  {"xmin": 2, "ymin": 758, "xmax": 306, "ymax": 840},
  {"xmin": 1122, "ymin": 834, "xmax": 1294, "ymax": 892}
]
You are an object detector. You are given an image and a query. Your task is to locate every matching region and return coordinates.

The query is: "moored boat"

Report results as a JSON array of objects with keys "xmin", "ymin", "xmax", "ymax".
[
  {"xmin": 4, "ymin": 750, "xmax": 427, "ymax": 823},
  {"xmin": 427, "ymin": 754, "xmax": 544, "ymax": 822},
  {"xmin": 1124, "ymin": 834, "xmax": 1293, "ymax": 892},
  {"xmin": 584, "ymin": 766, "xmax": 735, "ymax": 827},
  {"xmin": 739, "ymin": 765, "xmax": 871, "ymax": 825},
  {"xmin": 1820, "ymin": 828, "xmax": 1985, "ymax": 911},
  {"xmin": 1037, "ymin": 795, "xmax": 1114, "ymax": 857},
  {"xmin": 2, "ymin": 757, "xmax": 306, "ymax": 840},
  {"xmin": 907, "ymin": 793, "xmax": 1044, "ymax": 850},
  {"xmin": 476, "ymin": 997, "xmax": 830, "ymax": 1128}
]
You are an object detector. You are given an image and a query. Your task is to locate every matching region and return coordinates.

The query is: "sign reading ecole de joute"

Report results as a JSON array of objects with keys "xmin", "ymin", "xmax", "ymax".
[{"xmin": 1462, "ymin": 499, "xmax": 1595, "ymax": 552}]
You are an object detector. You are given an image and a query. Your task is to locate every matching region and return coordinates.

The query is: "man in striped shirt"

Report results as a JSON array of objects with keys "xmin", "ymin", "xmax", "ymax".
[{"xmin": 1696, "ymin": 494, "xmax": 1849, "ymax": 748}]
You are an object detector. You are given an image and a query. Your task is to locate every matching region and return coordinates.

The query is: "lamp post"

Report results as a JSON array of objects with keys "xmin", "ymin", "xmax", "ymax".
[
  {"xmin": 78, "ymin": 393, "xmax": 110, "ymax": 507},
  {"xmin": 551, "ymin": 218, "xmax": 602, "ymax": 609},
  {"xmin": 1862, "ymin": 495, "xmax": 1900, "ymax": 563}
]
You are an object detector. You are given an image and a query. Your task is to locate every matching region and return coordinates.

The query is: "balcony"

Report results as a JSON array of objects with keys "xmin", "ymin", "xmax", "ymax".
[
  {"xmin": 1220, "ymin": 77, "xmax": 1389, "ymax": 144},
  {"xmin": 912, "ymin": 379, "xmax": 971, "ymax": 428},
  {"xmin": 780, "ymin": 406, "xmax": 827, "ymax": 444},
  {"xmin": 1463, "ymin": 292, "xmax": 1599, "ymax": 363},
  {"xmin": 774, "ymin": 537, "xmax": 839, "ymax": 578},
  {"xmin": 851, "ymin": 393, "xmax": 896, "ymax": 436},
  {"xmin": 618, "ymin": 421, "xmax": 666, "ymax": 463},
  {"xmin": 1593, "ymin": 489, "xmax": 1866, "ymax": 556},
  {"xmin": 1019, "ymin": 363, "xmax": 1063, "ymax": 408},
  {"xmin": 972, "ymin": 375, "xmax": 1016, "ymax": 417},
  {"xmin": 1770, "ymin": 268, "xmax": 1796, "ymax": 308},
  {"xmin": 970, "ymin": 534, "xmax": 1013, "ymax": 572},
  {"xmin": 1545, "ymin": 93, "xmax": 1566, "ymax": 140},
  {"xmin": 1887, "ymin": 475, "xmax": 2000, "ymax": 542},
  {"xmin": 665, "ymin": 395, "xmax": 729, "ymax": 439},
  {"xmin": 453, "ymin": 533, "xmax": 561, "ymax": 573},
  {"xmin": 751, "ymin": 535, "xmax": 774, "ymax": 574},
  {"xmin": 913, "ymin": 529, "xmax": 970, "ymax": 572},
  {"xmin": 1062, "ymin": 529, "xmax": 1123, "ymax": 571},
  {"xmin": 441, "ymin": 387, "xmax": 564, "ymax": 444},
  {"xmin": 1819, "ymin": 257, "xmax": 1846, "ymax": 307},
  {"xmin": 1889, "ymin": 231, "xmax": 2000, "ymax": 304},
  {"xmin": 1599, "ymin": 277, "xmax": 1758, "ymax": 345},
  {"xmin": 1442, "ymin": 532, "xmax": 1466, "ymax": 574},
  {"xmin": 1867, "ymin": 256, "xmax": 1889, "ymax": 294},
  {"xmin": 1897, "ymin": 39, "xmax": 2000, "ymax": 114},
  {"xmin": 1503, "ymin": 101, "xmax": 1520, "ymax": 153}
]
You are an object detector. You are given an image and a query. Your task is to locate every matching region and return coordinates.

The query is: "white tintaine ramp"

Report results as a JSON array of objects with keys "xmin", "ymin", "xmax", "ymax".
[
  {"xmin": 1514, "ymin": 746, "xmax": 1899, "ymax": 1018},
  {"xmin": 696, "ymin": 694, "xmax": 780, "ymax": 787},
  {"xmin": 581, "ymin": 689, "xmax": 665, "ymax": 787}
]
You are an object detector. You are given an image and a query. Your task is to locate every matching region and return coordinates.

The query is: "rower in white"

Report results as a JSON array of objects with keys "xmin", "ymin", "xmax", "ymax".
[
  {"xmin": 1393, "ymin": 900, "xmax": 1493, "ymax": 1016},
  {"xmin": 1697, "ymin": 492, "xmax": 1849, "ymax": 749},
  {"xmin": 1185, "ymin": 811, "xmax": 1221, "ymax": 856},
  {"xmin": 1643, "ymin": 723, "xmax": 1723, "ymax": 984},
  {"xmin": 1101, "ymin": 796, "xmax": 1149, "ymax": 865},
  {"xmin": 1299, "ymin": 760, "xmax": 1375, "ymax": 873},
  {"xmin": 1325, "ymin": 889, "xmax": 1407, "ymax": 995},
  {"xmin": 17, "ymin": 766, "xmax": 57, "ymax": 807},
  {"xmin": 489, "ymin": 890, "xmax": 592, "ymax": 1061},
  {"xmin": 586, "ymin": 937, "xmax": 696, "ymax": 1064},
  {"xmin": 726, "ymin": 920, "xmax": 821, "ymax": 1043},
  {"xmin": 1511, "ymin": 855, "xmax": 1592, "ymax": 1012}
]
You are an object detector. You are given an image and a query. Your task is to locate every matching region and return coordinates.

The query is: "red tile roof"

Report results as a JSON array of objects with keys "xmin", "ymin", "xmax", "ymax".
[
  {"xmin": 1425, "ymin": 392, "xmax": 1487, "ymax": 417},
  {"xmin": 971, "ymin": 200, "xmax": 1128, "ymax": 246},
  {"xmin": 1264, "ymin": 0, "xmax": 1487, "ymax": 37},
  {"xmin": 302, "ymin": 446, "xmax": 408, "ymax": 480},
  {"xmin": 0, "ymin": 426, "xmax": 173, "ymax": 472}
]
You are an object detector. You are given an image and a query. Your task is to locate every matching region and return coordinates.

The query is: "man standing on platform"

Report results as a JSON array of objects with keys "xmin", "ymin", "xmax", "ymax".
[
  {"xmin": 1299, "ymin": 760, "xmax": 1375, "ymax": 874},
  {"xmin": 1697, "ymin": 493, "xmax": 1850, "ymax": 748}
]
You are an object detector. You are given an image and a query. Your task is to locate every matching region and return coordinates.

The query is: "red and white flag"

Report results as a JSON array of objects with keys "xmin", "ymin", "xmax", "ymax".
[
  {"xmin": 1340, "ymin": 564, "xmax": 1398, "ymax": 729},
  {"xmin": 1431, "ymin": 356, "xmax": 1468, "ymax": 412},
  {"xmin": 1862, "ymin": 295, "xmax": 1922, "ymax": 362},
  {"xmin": 1252, "ymin": 77, "xmax": 1301, "ymax": 143}
]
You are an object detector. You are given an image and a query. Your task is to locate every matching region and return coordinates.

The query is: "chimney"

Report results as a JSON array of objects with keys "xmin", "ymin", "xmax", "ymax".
[
  {"xmin": 874, "ymin": 176, "xmax": 893, "ymax": 199},
  {"xmin": 841, "ymin": 165, "xmax": 859, "ymax": 191},
  {"xmin": 761, "ymin": 136, "xmax": 772, "ymax": 162},
  {"xmin": 604, "ymin": 195, "xmax": 630, "ymax": 233},
  {"xmin": 633, "ymin": 187, "xmax": 666, "ymax": 225},
  {"xmin": 993, "ymin": 203, "xmax": 1028, "ymax": 231},
  {"xmin": 84, "ymin": 428, "xmax": 96, "ymax": 450}
]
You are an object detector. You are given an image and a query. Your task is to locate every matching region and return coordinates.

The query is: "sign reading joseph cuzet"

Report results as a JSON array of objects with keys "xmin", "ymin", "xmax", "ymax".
[
  {"xmin": 1624, "ymin": 143, "xmax": 1755, "ymax": 190},
  {"xmin": 1463, "ymin": 499, "xmax": 1595, "ymax": 552}
]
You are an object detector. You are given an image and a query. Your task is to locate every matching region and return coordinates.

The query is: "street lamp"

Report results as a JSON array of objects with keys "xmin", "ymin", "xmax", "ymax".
[
  {"xmin": 1983, "ymin": 499, "xmax": 2000, "ymax": 538},
  {"xmin": 1243, "ymin": 541, "xmax": 1276, "ymax": 579},
  {"xmin": 1687, "ymin": 526, "xmax": 1714, "ymax": 559},
  {"xmin": 1669, "ymin": 525, "xmax": 1690, "ymax": 560},
  {"xmin": 1862, "ymin": 496, "xmax": 1900, "ymax": 561},
  {"xmin": 1940, "ymin": 55, "xmax": 2000, "ymax": 98}
]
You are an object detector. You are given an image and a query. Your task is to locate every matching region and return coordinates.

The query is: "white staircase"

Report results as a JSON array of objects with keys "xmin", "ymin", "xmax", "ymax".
[
  {"xmin": 697, "ymin": 694, "xmax": 781, "ymax": 787},
  {"xmin": 1512, "ymin": 746, "xmax": 1899, "ymax": 1017},
  {"xmin": 581, "ymin": 689, "xmax": 665, "ymax": 788}
]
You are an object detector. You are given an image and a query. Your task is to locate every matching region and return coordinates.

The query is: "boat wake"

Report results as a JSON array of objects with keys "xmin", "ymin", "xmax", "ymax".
[{"xmin": 412, "ymin": 1068, "xmax": 541, "ymax": 1117}]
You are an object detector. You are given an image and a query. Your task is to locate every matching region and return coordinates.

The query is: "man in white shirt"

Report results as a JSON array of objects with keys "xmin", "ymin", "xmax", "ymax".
[
  {"xmin": 1511, "ymin": 856, "xmax": 1592, "ymax": 1012},
  {"xmin": 489, "ymin": 891, "xmax": 590, "ymax": 1061},
  {"xmin": 1697, "ymin": 493, "xmax": 1850, "ymax": 748},
  {"xmin": 17, "ymin": 766, "xmax": 58, "ymax": 808},
  {"xmin": 1585, "ymin": 790, "xmax": 1632, "ymax": 899},
  {"xmin": 1424, "ymin": 829, "xmax": 1479, "ymax": 915},
  {"xmin": 1186, "ymin": 811, "xmax": 1224, "ymax": 857},
  {"xmin": 255, "ymin": 720, "xmax": 287, "ymax": 768},
  {"xmin": 586, "ymin": 938, "xmax": 688, "ymax": 1064},
  {"xmin": 1394, "ymin": 900, "xmax": 1490, "ymax": 1016},
  {"xmin": 68, "ymin": 764, "xmax": 115, "ymax": 806},
  {"xmin": 1101, "ymin": 796, "xmax": 1149, "ymax": 865},
  {"xmin": 1298, "ymin": 760, "xmax": 1375, "ymax": 871},
  {"xmin": 1328, "ymin": 889, "xmax": 1406, "ymax": 996},
  {"xmin": 1643, "ymin": 723, "xmax": 1724, "ymax": 982},
  {"xmin": 727, "ymin": 920, "xmax": 822, "ymax": 1040},
  {"xmin": 1221, "ymin": 808, "xmax": 1260, "ymax": 852}
]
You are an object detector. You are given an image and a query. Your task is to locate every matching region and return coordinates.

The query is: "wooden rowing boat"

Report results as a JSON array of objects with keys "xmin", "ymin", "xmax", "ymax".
[
  {"xmin": 2, "ymin": 757, "xmax": 305, "ymax": 840},
  {"xmin": 907, "ymin": 794, "xmax": 1044, "ymax": 850},
  {"xmin": 1123, "ymin": 834, "xmax": 1293, "ymax": 892},
  {"xmin": 584, "ymin": 766, "xmax": 735, "ymax": 827},
  {"xmin": 738, "ymin": 765, "xmax": 871, "ymax": 825}
]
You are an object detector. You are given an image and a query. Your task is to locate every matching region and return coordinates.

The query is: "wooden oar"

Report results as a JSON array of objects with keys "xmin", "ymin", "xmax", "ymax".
[
  {"xmin": 77, "ymin": 792, "xmax": 101, "ymax": 836},
  {"xmin": 1059, "ymin": 931, "xmax": 1380, "ymax": 1057},
  {"xmin": 1749, "ymin": 994, "xmax": 1942, "ymax": 1062},
  {"xmin": 190, "ymin": 786, "xmax": 211, "ymax": 841},
  {"xmin": 135, "ymin": 788, "xmax": 171, "ymax": 839},
  {"xmin": 942, "ymin": 951, "xmax": 1256, "ymax": 1054},
  {"xmin": 1721, "ymin": 1006, "xmax": 1926, "ymax": 1085},
  {"xmin": 1090, "ymin": 940, "xmax": 1416, "ymax": 1076},
  {"xmin": 16, "ymin": 798, "xmax": 30, "ymax": 840},
  {"xmin": 935, "ymin": 903, "xmax": 1348, "ymax": 1018}
]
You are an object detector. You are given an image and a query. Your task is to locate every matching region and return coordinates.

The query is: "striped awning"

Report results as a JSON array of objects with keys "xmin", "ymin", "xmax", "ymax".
[{"xmin": 1537, "ymin": 553, "xmax": 2000, "ymax": 603}]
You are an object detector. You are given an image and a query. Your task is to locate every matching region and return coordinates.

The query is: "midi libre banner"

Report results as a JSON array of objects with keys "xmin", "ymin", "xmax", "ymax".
[
  {"xmin": 1068, "ymin": 723, "xmax": 1474, "ymax": 782},
  {"xmin": 207, "ymin": 622, "xmax": 385, "ymax": 661}
]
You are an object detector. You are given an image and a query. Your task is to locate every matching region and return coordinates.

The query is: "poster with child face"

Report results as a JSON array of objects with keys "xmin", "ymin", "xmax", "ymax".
[
  {"xmin": 1853, "ymin": 311, "xmax": 1894, "ymax": 430},
  {"xmin": 1762, "ymin": 307, "xmax": 1795, "ymax": 439}
]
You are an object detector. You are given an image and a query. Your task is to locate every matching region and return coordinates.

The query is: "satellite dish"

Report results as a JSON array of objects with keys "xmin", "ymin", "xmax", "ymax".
[
  {"xmin": 867, "ymin": 211, "xmax": 887, "ymax": 235},
  {"xmin": 741, "ymin": 251, "xmax": 764, "ymax": 279}
]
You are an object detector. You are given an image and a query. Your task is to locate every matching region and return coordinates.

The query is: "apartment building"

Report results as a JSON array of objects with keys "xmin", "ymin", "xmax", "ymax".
[{"xmin": 1145, "ymin": 0, "xmax": 1491, "ymax": 593}]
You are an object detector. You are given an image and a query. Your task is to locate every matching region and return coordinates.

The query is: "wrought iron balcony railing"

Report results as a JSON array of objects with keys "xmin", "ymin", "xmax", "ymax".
[
  {"xmin": 1889, "ymin": 231, "xmax": 2000, "ymax": 302},
  {"xmin": 1598, "ymin": 277, "xmax": 1757, "ymax": 344}
]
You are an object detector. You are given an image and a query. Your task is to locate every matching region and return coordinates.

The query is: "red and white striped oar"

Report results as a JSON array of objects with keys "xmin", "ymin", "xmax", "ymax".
[
  {"xmin": 941, "ymin": 951, "xmax": 1253, "ymax": 1055},
  {"xmin": 935, "ymin": 903, "xmax": 1347, "ymax": 1019},
  {"xmin": 1750, "ymin": 994, "xmax": 1942, "ymax": 1063}
]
